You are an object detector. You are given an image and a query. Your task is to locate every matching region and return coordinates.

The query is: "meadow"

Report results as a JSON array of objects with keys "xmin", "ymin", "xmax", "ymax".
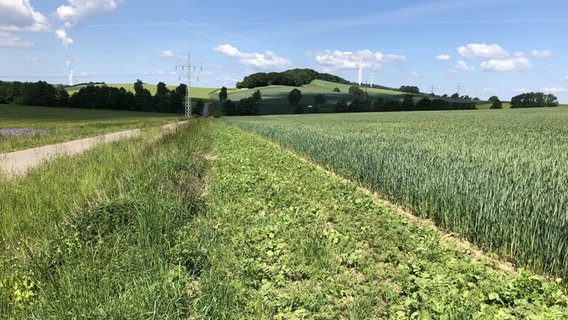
[
  {"xmin": 0, "ymin": 104, "xmax": 180, "ymax": 153},
  {"xmin": 224, "ymin": 107, "xmax": 568, "ymax": 279},
  {"xmin": 1, "ymin": 110, "xmax": 567, "ymax": 318}
]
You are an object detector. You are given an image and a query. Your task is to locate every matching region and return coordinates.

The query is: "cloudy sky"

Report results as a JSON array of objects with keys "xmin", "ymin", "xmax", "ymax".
[{"xmin": 1, "ymin": 0, "xmax": 567, "ymax": 102}]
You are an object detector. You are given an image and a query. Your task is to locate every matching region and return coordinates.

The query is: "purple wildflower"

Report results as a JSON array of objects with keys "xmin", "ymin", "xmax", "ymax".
[{"xmin": 0, "ymin": 128, "xmax": 49, "ymax": 137}]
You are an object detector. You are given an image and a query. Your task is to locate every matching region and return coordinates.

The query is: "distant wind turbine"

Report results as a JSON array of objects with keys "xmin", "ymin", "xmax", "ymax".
[{"xmin": 357, "ymin": 57, "xmax": 363, "ymax": 86}]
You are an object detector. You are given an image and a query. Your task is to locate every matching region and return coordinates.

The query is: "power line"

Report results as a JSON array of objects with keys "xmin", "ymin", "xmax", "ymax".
[{"xmin": 429, "ymin": 84, "xmax": 437, "ymax": 95}]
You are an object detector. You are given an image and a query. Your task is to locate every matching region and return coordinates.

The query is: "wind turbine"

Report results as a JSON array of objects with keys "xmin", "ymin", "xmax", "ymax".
[{"xmin": 357, "ymin": 56, "xmax": 363, "ymax": 86}]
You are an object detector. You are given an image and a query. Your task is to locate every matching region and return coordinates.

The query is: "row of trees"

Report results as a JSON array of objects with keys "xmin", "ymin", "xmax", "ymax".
[
  {"xmin": 221, "ymin": 89, "xmax": 262, "ymax": 116},
  {"xmin": 0, "ymin": 80, "xmax": 197, "ymax": 114},
  {"xmin": 511, "ymin": 92, "xmax": 558, "ymax": 108},
  {"xmin": 282, "ymin": 88, "xmax": 476, "ymax": 114},
  {"xmin": 68, "ymin": 80, "xmax": 190, "ymax": 113},
  {"xmin": 236, "ymin": 68, "xmax": 350, "ymax": 89},
  {"xmin": 0, "ymin": 81, "xmax": 69, "ymax": 106}
]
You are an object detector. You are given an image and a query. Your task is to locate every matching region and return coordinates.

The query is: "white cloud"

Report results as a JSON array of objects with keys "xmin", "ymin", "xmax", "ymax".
[
  {"xmin": 481, "ymin": 57, "xmax": 532, "ymax": 72},
  {"xmin": 457, "ymin": 43, "xmax": 543, "ymax": 72},
  {"xmin": 449, "ymin": 60, "xmax": 474, "ymax": 73},
  {"xmin": 160, "ymin": 50, "xmax": 174, "ymax": 58},
  {"xmin": 213, "ymin": 43, "xmax": 291, "ymax": 69},
  {"xmin": 56, "ymin": 0, "xmax": 121, "ymax": 28},
  {"xmin": 410, "ymin": 71, "xmax": 419, "ymax": 77},
  {"xmin": 312, "ymin": 49, "xmax": 406, "ymax": 72},
  {"xmin": 55, "ymin": 29, "xmax": 73, "ymax": 50},
  {"xmin": 0, "ymin": 31, "xmax": 33, "ymax": 47},
  {"xmin": 515, "ymin": 50, "xmax": 553, "ymax": 59},
  {"xmin": 563, "ymin": 76, "xmax": 568, "ymax": 81},
  {"xmin": 530, "ymin": 50, "xmax": 553, "ymax": 58},
  {"xmin": 544, "ymin": 87, "xmax": 568, "ymax": 93},
  {"xmin": 0, "ymin": 0, "xmax": 51, "ymax": 33},
  {"xmin": 457, "ymin": 43, "xmax": 509, "ymax": 59},
  {"xmin": 435, "ymin": 54, "xmax": 451, "ymax": 61}
]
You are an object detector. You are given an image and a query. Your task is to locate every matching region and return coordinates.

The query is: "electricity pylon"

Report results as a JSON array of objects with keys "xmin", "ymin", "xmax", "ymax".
[{"xmin": 176, "ymin": 54, "xmax": 202, "ymax": 116}]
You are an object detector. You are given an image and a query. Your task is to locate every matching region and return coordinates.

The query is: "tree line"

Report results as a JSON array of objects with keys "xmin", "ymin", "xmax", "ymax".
[
  {"xmin": 0, "ymin": 80, "xmax": 69, "ymax": 106},
  {"xmin": 0, "ymin": 80, "xmax": 194, "ymax": 114},
  {"xmin": 510, "ymin": 92, "xmax": 558, "ymax": 108},
  {"xmin": 284, "ymin": 85, "xmax": 476, "ymax": 113}
]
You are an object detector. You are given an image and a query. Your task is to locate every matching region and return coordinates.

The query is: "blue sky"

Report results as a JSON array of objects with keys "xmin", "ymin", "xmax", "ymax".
[{"xmin": 1, "ymin": 0, "xmax": 568, "ymax": 102}]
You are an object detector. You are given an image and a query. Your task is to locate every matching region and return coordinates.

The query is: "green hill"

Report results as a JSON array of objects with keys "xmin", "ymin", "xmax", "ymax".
[
  {"xmin": 66, "ymin": 83, "xmax": 217, "ymax": 100},
  {"xmin": 209, "ymin": 80, "xmax": 406, "ymax": 115}
]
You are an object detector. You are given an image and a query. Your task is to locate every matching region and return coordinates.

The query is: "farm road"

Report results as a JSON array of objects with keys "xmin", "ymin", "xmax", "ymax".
[
  {"xmin": 0, "ymin": 122, "xmax": 181, "ymax": 177},
  {"xmin": 0, "ymin": 129, "xmax": 140, "ymax": 176}
]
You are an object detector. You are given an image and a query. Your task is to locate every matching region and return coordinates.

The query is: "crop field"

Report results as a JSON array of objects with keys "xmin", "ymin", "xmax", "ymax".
[
  {"xmin": 225, "ymin": 107, "xmax": 568, "ymax": 280},
  {"xmin": 1, "ymin": 113, "xmax": 567, "ymax": 318},
  {"xmin": 0, "ymin": 104, "xmax": 180, "ymax": 153}
]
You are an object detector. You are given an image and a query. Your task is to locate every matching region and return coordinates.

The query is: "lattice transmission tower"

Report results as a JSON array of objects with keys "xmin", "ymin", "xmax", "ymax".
[{"xmin": 176, "ymin": 54, "xmax": 202, "ymax": 116}]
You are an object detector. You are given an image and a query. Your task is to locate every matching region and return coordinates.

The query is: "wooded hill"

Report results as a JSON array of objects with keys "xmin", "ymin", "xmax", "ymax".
[{"xmin": 236, "ymin": 68, "xmax": 351, "ymax": 88}]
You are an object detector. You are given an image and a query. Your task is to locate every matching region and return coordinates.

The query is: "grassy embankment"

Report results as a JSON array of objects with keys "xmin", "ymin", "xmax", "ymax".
[
  {"xmin": 1, "ymin": 120, "xmax": 211, "ymax": 318},
  {"xmin": 0, "ymin": 104, "xmax": 180, "ymax": 153}
]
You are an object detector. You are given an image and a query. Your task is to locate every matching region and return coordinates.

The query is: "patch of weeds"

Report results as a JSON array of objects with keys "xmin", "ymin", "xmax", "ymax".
[{"xmin": 73, "ymin": 199, "xmax": 139, "ymax": 242}]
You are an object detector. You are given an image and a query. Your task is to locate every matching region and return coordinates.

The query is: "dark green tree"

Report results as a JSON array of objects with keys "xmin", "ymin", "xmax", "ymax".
[
  {"xmin": 54, "ymin": 85, "xmax": 69, "ymax": 107},
  {"xmin": 237, "ymin": 97, "xmax": 259, "ymax": 115},
  {"xmin": 154, "ymin": 82, "xmax": 171, "ymax": 112},
  {"xmin": 287, "ymin": 88, "xmax": 302, "ymax": 106},
  {"xmin": 399, "ymin": 85, "xmax": 420, "ymax": 94},
  {"xmin": 134, "ymin": 79, "xmax": 152, "ymax": 111},
  {"xmin": 511, "ymin": 92, "xmax": 558, "ymax": 108},
  {"xmin": 193, "ymin": 99, "xmax": 205, "ymax": 116},
  {"xmin": 401, "ymin": 95, "xmax": 414, "ymax": 111},
  {"xmin": 334, "ymin": 99, "xmax": 349, "ymax": 113},
  {"xmin": 416, "ymin": 97, "xmax": 432, "ymax": 110},
  {"xmin": 349, "ymin": 99, "xmax": 368, "ymax": 112},
  {"xmin": 489, "ymin": 96, "xmax": 502, "ymax": 109},
  {"xmin": 219, "ymin": 86, "xmax": 228, "ymax": 102},
  {"xmin": 313, "ymin": 94, "xmax": 326, "ymax": 113},
  {"xmin": 252, "ymin": 89, "xmax": 262, "ymax": 103},
  {"xmin": 222, "ymin": 99, "xmax": 237, "ymax": 116},
  {"xmin": 349, "ymin": 85, "xmax": 365, "ymax": 96}
]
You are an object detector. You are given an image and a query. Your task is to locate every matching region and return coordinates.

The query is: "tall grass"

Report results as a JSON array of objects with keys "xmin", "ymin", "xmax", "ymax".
[
  {"xmin": 224, "ymin": 107, "xmax": 568, "ymax": 278},
  {"xmin": 1, "ymin": 120, "xmax": 211, "ymax": 318}
]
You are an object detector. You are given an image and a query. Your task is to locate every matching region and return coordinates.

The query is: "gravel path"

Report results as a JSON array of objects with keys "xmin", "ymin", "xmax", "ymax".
[{"xmin": 0, "ymin": 129, "xmax": 141, "ymax": 176}]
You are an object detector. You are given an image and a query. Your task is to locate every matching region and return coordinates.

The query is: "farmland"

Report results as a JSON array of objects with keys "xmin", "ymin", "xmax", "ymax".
[
  {"xmin": 1, "ymin": 107, "xmax": 568, "ymax": 318},
  {"xmin": 0, "ymin": 104, "xmax": 179, "ymax": 153},
  {"xmin": 225, "ymin": 107, "xmax": 568, "ymax": 279}
]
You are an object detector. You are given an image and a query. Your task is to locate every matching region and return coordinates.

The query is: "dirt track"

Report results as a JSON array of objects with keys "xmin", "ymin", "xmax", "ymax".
[{"xmin": 0, "ymin": 129, "xmax": 141, "ymax": 176}]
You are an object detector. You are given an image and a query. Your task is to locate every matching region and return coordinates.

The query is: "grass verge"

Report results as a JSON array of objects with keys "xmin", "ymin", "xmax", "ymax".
[{"xmin": 1, "ymin": 120, "xmax": 210, "ymax": 318}]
